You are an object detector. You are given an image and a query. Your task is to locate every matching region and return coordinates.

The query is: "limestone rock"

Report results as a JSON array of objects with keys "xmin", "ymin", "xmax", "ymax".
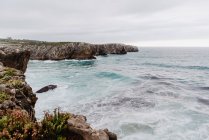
[
  {"xmin": 0, "ymin": 48, "xmax": 30, "ymax": 73},
  {"xmin": 67, "ymin": 114, "xmax": 117, "ymax": 140}
]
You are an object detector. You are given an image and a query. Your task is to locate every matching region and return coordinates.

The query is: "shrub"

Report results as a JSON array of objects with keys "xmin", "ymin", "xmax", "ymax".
[
  {"xmin": 0, "ymin": 109, "xmax": 38, "ymax": 139},
  {"xmin": 0, "ymin": 109, "xmax": 72, "ymax": 140},
  {"xmin": 38, "ymin": 108, "xmax": 71, "ymax": 140}
]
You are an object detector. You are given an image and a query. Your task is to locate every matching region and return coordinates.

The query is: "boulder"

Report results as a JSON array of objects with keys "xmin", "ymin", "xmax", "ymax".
[
  {"xmin": 36, "ymin": 85, "xmax": 57, "ymax": 93},
  {"xmin": 67, "ymin": 114, "xmax": 117, "ymax": 140}
]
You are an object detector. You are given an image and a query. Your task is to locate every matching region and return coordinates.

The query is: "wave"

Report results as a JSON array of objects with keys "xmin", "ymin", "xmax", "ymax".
[
  {"xmin": 142, "ymin": 63, "xmax": 209, "ymax": 71},
  {"xmin": 62, "ymin": 60, "xmax": 96, "ymax": 67},
  {"xmin": 95, "ymin": 71, "xmax": 125, "ymax": 80}
]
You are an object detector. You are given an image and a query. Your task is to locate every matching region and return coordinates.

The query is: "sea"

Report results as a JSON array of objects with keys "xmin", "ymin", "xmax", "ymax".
[{"xmin": 25, "ymin": 47, "xmax": 209, "ymax": 140}]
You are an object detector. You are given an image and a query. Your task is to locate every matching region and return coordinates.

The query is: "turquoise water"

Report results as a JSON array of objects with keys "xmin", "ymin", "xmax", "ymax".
[{"xmin": 26, "ymin": 47, "xmax": 209, "ymax": 140}]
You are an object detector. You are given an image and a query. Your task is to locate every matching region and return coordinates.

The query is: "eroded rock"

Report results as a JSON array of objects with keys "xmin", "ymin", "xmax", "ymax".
[
  {"xmin": 0, "ymin": 48, "xmax": 30, "ymax": 73},
  {"xmin": 67, "ymin": 114, "xmax": 117, "ymax": 140},
  {"xmin": 36, "ymin": 85, "xmax": 57, "ymax": 93}
]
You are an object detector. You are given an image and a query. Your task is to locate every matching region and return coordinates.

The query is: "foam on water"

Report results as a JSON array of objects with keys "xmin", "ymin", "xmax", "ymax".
[{"xmin": 26, "ymin": 48, "xmax": 209, "ymax": 140}]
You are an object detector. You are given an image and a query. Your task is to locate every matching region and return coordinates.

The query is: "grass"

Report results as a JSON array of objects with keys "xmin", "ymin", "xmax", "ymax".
[
  {"xmin": 9, "ymin": 79, "xmax": 24, "ymax": 89},
  {"xmin": 0, "ymin": 91, "xmax": 9, "ymax": 103},
  {"xmin": 0, "ymin": 68, "xmax": 17, "ymax": 84},
  {"xmin": 3, "ymin": 68, "xmax": 16, "ymax": 77}
]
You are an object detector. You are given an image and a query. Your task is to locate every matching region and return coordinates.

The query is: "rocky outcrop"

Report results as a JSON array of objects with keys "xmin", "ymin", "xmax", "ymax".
[
  {"xmin": 0, "ymin": 49, "xmax": 117, "ymax": 139},
  {"xmin": 1, "ymin": 39, "xmax": 138, "ymax": 60},
  {"xmin": 36, "ymin": 85, "xmax": 57, "ymax": 93},
  {"xmin": 0, "ymin": 63, "xmax": 37, "ymax": 120},
  {"xmin": 19, "ymin": 42, "xmax": 138, "ymax": 60},
  {"xmin": 0, "ymin": 48, "xmax": 30, "ymax": 73},
  {"xmin": 92, "ymin": 43, "xmax": 137, "ymax": 55},
  {"xmin": 67, "ymin": 114, "xmax": 117, "ymax": 140}
]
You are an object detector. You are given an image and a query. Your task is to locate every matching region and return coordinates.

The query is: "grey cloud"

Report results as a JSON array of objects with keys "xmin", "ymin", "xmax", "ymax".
[{"xmin": 0, "ymin": 0, "xmax": 209, "ymax": 46}]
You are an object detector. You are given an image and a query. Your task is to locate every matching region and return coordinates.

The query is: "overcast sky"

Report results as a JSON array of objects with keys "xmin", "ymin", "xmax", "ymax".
[{"xmin": 0, "ymin": 0, "xmax": 209, "ymax": 46}]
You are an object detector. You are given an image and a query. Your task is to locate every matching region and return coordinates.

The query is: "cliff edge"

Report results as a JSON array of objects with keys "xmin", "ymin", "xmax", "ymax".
[
  {"xmin": 0, "ymin": 39, "xmax": 138, "ymax": 60},
  {"xmin": 0, "ymin": 49, "xmax": 117, "ymax": 139}
]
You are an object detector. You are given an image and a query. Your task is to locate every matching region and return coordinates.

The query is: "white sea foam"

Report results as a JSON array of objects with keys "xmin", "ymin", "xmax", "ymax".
[{"xmin": 26, "ymin": 48, "xmax": 209, "ymax": 140}]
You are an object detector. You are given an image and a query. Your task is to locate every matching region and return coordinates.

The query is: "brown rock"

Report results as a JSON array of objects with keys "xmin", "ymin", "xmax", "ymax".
[
  {"xmin": 67, "ymin": 114, "xmax": 117, "ymax": 140},
  {"xmin": 0, "ymin": 49, "xmax": 30, "ymax": 73}
]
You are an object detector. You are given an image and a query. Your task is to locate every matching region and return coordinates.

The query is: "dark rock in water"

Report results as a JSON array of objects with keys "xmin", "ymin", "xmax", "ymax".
[
  {"xmin": 104, "ymin": 129, "xmax": 117, "ymax": 140},
  {"xmin": 36, "ymin": 85, "xmax": 57, "ymax": 93},
  {"xmin": 199, "ymin": 87, "xmax": 209, "ymax": 90},
  {"xmin": 0, "ymin": 49, "xmax": 30, "ymax": 73},
  {"xmin": 197, "ymin": 98, "xmax": 209, "ymax": 105}
]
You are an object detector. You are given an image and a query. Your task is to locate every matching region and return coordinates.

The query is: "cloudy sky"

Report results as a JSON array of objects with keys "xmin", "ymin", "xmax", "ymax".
[{"xmin": 0, "ymin": 0, "xmax": 209, "ymax": 46}]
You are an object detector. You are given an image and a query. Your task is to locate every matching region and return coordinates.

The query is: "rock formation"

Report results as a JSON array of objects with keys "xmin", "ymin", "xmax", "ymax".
[
  {"xmin": 67, "ymin": 114, "xmax": 117, "ymax": 140},
  {"xmin": 1, "ymin": 39, "xmax": 138, "ymax": 60},
  {"xmin": 36, "ymin": 85, "xmax": 57, "ymax": 93},
  {"xmin": 0, "ymin": 48, "xmax": 30, "ymax": 73},
  {"xmin": 0, "ymin": 49, "xmax": 117, "ymax": 140},
  {"xmin": 18, "ymin": 42, "xmax": 138, "ymax": 60},
  {"xmin": 0, "ymin": 63, "xmax": 37, "ymax": 121}
]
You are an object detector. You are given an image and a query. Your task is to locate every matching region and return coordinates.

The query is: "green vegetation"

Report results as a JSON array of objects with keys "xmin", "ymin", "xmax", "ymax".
[
  {"xmin": 3, "ymin": 68, "xmax": 16, "ymax": 77},
  {"xmin": 39, "ymin": 108, "xmax": 71, "ymax": 140},
  {"xmin": 0, "ymin": 68, "xmax": 16, "ymax": 80},
  {"xmin": 0, "ymin": 38, "xmax": 84, "ymax": 47},
  {"xmin": 0, "ymin": 68, "xmax": 17, "ymax": 84},
  {"xmin": 0, "ymin": 109, "xmax": 72, "ymax": 140},
  {"xmin": 8, "ymin": 79, "xmax": 24, "ymax": 89},
  {"xmin": 0, "ymin": 91, "xmax": 9, "ymax": 103}
]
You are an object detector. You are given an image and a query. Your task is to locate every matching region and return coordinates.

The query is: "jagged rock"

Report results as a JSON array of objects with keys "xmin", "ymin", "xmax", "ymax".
[
  {"xmin": 0, "ymin": 66, "xmax": 37, "ymax": 120},
  {"xmin": 0, "ymin": 48, "xmax": 30, "ymax": 73},
  {"xmin": 67, "ymin": 114, "xmax": 117, "ymax": 140},
  {"xmin": 0, "ymin": 46, "xmax": 118, "ymax": 139},
  {"xmin": 2, "ymin": 40, "xmax": 138, "ymax": 60},
  {"xmin": 104, "ymin": 129, "xmax": 117, "ymax": 140},
  {"xmin": 36, "ymin": 85, "xmax": 57, "ymax": 93}
]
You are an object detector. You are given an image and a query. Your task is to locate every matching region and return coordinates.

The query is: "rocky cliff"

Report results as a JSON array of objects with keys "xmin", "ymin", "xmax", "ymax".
[
  {"xmin": 0, "ymin": 48, "xmax": 30, "ymax": 73},
  {"xmin": 0, "ymin": 49, "xmax": 117, "ymax": 139},
  {"xmin": 0, "ymin": 39, "xmax": 138, "ymax": 60},
  {"xmin": 19, "ymin": 42, "xmax": 138, "ymax": 60}
]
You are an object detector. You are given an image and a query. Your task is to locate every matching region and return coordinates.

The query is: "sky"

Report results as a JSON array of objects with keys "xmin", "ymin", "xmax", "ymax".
[{"xmin": 0, "ymin": 0, "xmax": 209, "ymax": 47}]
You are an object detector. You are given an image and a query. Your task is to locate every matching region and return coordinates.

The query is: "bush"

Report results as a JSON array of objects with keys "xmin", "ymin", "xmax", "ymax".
[
  {"xmin": 0, "ymin": 109, "xmax": 72, "ymax": 140},
  {"xmin": 39, "ymin": 108, "xmax": 71, "ymax": 140}
]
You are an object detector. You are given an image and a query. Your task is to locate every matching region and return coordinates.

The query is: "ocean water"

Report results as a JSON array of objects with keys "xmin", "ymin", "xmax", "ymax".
[{"xmin": 25, "ymin": 47, "xmax": 209, "ymax": 140}]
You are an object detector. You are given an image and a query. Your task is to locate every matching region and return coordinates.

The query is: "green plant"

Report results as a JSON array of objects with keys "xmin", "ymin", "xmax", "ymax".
[
  {"xmin": 9, "ymin": 80, "xmax": 24, "ymax": 89},
  {"xmin": 0, "ymin": 109, "xmax": 73, "ymax": 140},
  {"xmin": 0, "ymin": 109, "xmax": 38, "ymax": 139},
  {"xmin": 0, "ymin": 91, "xmax": 9, "ymax": 103},
  {"xmin": 39, "ymin": 108, "xmax": 71, "ymax": 140},
  {"xmin": 3, "ymin": 68, "xmax": 16, "ymax": 77},
  {"xmin": 0, "ymin": 68, "xmax": 16, "ymax": 84}
]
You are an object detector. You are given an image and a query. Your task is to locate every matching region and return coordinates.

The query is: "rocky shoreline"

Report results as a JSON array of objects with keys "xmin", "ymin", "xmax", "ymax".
[
  {"xmin": 0, "ymin": 39, "xmax": 138, "ymax": 60},
  {"xmin": 0, "ymin": 49, "xmax": 117, "ymax": 140}
]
